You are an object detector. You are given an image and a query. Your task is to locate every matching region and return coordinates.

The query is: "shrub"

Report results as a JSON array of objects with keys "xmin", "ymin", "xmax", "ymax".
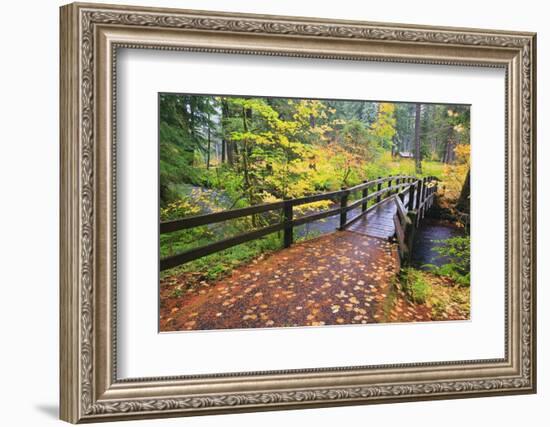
[
  {"xmin": 426, "ymin": 236, "xmax": 470, "ymax": 286},
  {"xmin": 400, "ymin": 268, "xmax": 431, "ymax": 304}
]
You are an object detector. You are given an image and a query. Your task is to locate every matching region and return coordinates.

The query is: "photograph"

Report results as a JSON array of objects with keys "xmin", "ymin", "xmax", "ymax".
[{"xmin": 158, "ymin": 94, "xmax": 471, "ymax": 332}]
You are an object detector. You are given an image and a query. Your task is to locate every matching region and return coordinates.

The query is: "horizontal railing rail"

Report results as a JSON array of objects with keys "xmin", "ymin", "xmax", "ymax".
[
  {"xmin": 160, "ymin": 174, "xmax": 438, "ymax": 271},
  {"xmin": 160, "ymin": 200, "xmax": 286, "ymax": 233}
]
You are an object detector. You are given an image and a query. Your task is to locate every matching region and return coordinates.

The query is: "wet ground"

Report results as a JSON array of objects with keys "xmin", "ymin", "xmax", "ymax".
[{"xmin": 160, "ymin": 231, "xmax": 399, "ymax": 331}]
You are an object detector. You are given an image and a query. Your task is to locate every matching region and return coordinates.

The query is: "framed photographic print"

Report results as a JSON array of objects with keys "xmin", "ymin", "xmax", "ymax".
[{"xmin": 60, "ymin": 2, "xmax": 537, "ymax": 423}]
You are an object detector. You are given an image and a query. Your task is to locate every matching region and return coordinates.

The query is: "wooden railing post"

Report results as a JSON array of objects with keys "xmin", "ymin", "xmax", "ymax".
[
  {"xmin": 417, "ymin": 177, "xmax": 425, "ymax": 223},
  {"xmin": 387, "ymin": 176, "xmax": 393, "ymax": 198},
  {"xmin": 339, "ymin": 189, "xmax": 349, "ymax": 230},
  {"xmin": 415, "ymin": 178, "xmax": 423, "ymax": 214},
  {"xmin": 361, "ymin": 180, "xmax": 368, "ymax": 212},
  {"xmin": 283, "ymin": 199, "xmax": 293, "ymax": 248},
  {"xmin": 407, "ymin": 182, "xmax": 416, "ymax": 211},
  {"xmin": 405, "ymin": 210, "xmax": 417, "ymax": 265},
  {"xmin": 376, "ymin": 176, "xmax": 382, "ymax": 203},
  {"xmin": 422, "ymin": 177, "xmax": 428, "ymax": 218},
  {"xmin": 398, "ymin": 179, "xmax": 405, "ymax": 204}
]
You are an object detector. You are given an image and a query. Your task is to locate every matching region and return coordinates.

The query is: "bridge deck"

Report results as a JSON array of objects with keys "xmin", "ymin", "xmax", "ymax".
[{"xmin": 347, "ymin": 193, "xmax": 409, "ymax": 240}]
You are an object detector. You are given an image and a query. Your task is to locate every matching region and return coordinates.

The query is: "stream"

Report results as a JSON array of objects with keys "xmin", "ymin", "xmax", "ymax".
[{"xmin": 410, "ymin": 218, "xmax": 465, "ymax": 269}]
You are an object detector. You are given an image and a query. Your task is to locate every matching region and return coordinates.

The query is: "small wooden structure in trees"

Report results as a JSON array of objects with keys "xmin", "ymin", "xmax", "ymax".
[{"xmin": 397, "ymin": 151, "xmax": 414, "ymax": 159}]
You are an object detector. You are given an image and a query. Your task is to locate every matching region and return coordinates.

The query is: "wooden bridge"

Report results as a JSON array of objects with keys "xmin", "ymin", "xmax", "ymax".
[
  {"xmin": 160, "ymin": 175, "xmax": 439, "ymax": 271},
  {"xmin": 160, "ymin": 175, "xmax": 439, "ymax": 330}
]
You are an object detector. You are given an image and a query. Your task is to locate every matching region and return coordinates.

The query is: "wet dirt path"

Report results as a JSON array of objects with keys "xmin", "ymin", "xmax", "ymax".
[{"xmin": 160, "ymin": 231, "xmax": 400, "ymax": 331}]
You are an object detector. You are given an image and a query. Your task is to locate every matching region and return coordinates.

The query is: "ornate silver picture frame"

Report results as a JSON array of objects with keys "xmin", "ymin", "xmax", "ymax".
[{"xmin": 60, "ymin": 2, "xmax": 536, "ymax": 423}]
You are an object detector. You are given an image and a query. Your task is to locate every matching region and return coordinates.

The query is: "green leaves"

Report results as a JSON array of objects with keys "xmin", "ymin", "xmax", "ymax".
[
  {"xmin": 159, "ymin": 94, "xmax": 219, "ymax": 205},
  {"xmin": 370, "ymin": 103, "xmax": 397, "ymax": 150},
  {"xmin": 400, "ymin": 268, "xmax": 431, "ymax": 304},
  {"xmin": 427, "ymin": 236, "xmax": 471, "ymax": 286}
]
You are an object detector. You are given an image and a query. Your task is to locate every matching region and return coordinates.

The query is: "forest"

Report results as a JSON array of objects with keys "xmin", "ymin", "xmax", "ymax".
[
  {"xmin": 159, "ymin": 93, "xmax": 471, "ymax": 329},
  {"xmin": 160, "ymin": 94, "xmax": 470, "ymax": 210}
]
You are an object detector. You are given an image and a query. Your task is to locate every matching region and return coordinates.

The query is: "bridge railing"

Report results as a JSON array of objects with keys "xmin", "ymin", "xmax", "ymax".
[
  {"xmin": 160, "ymin": 175, "xmax": 438, "ymax": 271},
  {"xmin": 392, "ymin": 177, "xmax": 439, "ymax": 263}
]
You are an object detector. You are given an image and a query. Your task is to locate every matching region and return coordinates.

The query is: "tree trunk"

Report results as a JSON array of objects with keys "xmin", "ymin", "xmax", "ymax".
[
  {"xmin": 227, "ymin": 141, "xmax": 235, "ymax": 165},
  {"xmin": 189, "ymin": 98, "xmax": 195, "ymax": 138},
  {"xmin": 206, "ymin": 113, "xmax": 211, "ymax": 169},
  {"xmin": 448, "ymin": 139, "xmax": 455, "ymax": 163},
  {"xmin": 182, "ymin": 98, "xmax": 195, "ymax": 165},
  {"xmin": 221, "ymin": 139, "xmax": 226, "ymax": 164},
  {"xmin": 241, "ymin": 106, "xmax": 257, "ymax": 226},
  {"xmin": 414, "ymin": 103, "xmax": 422, "ymax": 174},
  {"xmin": 222, "ymin": 99, "xmax": 234, "ymax": 166},
  {"xmin": 456, "ymin": 168, "xmax": 470, "ymax": 213},
  {"xmin": 443, "ymin": 126, "xmax": 454, "ymax": 164},
  {"xmin": 241, "ymin": 107, "xmax": 252, "ymax": 196}
]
